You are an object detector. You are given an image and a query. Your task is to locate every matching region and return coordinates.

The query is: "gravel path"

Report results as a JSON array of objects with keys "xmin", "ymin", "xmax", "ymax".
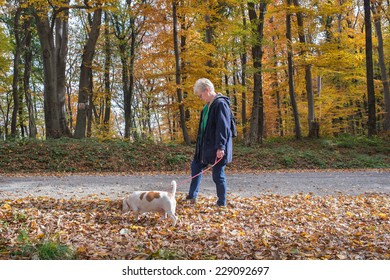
[{"xmin": 1, "ymin": 170, "xmax": 389, "ymax": 200}]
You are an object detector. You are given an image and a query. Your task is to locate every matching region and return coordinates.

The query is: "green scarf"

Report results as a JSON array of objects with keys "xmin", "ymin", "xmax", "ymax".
[{"xmin": 201, "ymin": 103, "xmax": 209, "ymax": 137}]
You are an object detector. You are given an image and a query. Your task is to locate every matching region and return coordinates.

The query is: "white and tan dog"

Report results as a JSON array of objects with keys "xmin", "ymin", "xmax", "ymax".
[{"xmin": 122, "ymin": 180, "xmax": 177, "ymax": 226}]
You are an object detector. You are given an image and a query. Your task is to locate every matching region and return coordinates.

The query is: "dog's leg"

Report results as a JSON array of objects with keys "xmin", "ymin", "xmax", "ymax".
[
  {"xmin": 158, "ymin": 211, "xmax": 167, "ymax": 221},
  {"xmin": 134, "ymin": 211, "xmax": 140, "ymax": 222},
  {"xmin": 171, "ymin": 215, "xmax": 177, "ymax": 226},
  {"xmin": 171, "ymin": 204, "xmax": 177, "ymax": 226},
  {"xmin": 166, "ymin": 210, "xmax": 177, "ymax": 226}
]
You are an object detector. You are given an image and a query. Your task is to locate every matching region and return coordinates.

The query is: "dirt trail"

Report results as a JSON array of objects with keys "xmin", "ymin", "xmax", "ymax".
[{"xmin": 1, "ymin": 170, "xmax": 389, "ymax": 200}]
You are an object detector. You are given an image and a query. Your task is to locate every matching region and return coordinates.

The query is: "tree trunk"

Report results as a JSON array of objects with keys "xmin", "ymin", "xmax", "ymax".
[
  {"xmin": 55, "ymin": 7, "xmax": 72, "ymax": 137},
  {"xmin": 18, "ymin": 79, "xmax": 25, "ymax": 137},
  {"xmin": 86, "ymin": 65, "xmax": 93, "ymax": 137},
  {"xmin": 154, "ymin": 110, "xmax": 163, "ymax": 142},
  {"xmin": 204, "ymin": 1, "xmax": 213, "ymax": 69},
  {"xmin": 293, "ymin": 0, "xmax": 317, "ymax": 137},
  {"xmin": 271, "ymin": 33, "xmax": 283, "ymax": 137},
  {"xmin": 224, "ymin": 71, "xmax": 229, "ymax": 97},
  {"xmin": 2, "ymin": 93, "xmax": 12, "ymax": 137},
  {"xmin": 118, "ymin": 40, "xmax": 131, "ymax": 138},
  {"xmin": 240, "ymin": 4, "xmax": 247, "ymax": 139},
  {"xmin": 232, "ymin": 64, "xmax": 238, "ymax": 115},
  {"xmin": 167, "ymin": 94, "xmax": 174, "ymax": 141},
  {"xmin": 180, "ymin": 20, "xmax": 191, "ymax": 124},
  {"xmin": 247, "ymin": 1, "xmax": 267, "ymax": 145},
  {"xmin": 112, "ymin": 10, "xmax": 137, "ymax": 140},
  {"xmin": 372, "ymin": 3, "xmax": 390, "ymax": 131},
  {"xmin": 11, "ymin": 8, "xmax": 22, "ymax": 138},
  {"xmin": 172, "ymin": 0, "xmax": 191, "ymax": 145},
  {"xmin": 66, "ymin": 80, "xmax": 73, "ymax": 132},
  {"xmin": 74, "ymin": 8, "xmax": 102, "ymax": 139},
  {"xmin": 286, "ymin": 0, "xmax": 302, "ymax": 139},
  {"xmin": 103, "ymin": 11, "xmax": 112, "ymax": 135},
  {"xmin": 23, "ymin": 18, "xmax": 37, "ymax": 138},
  {"xmin": 129, "ymin": 17, "xmax": 137, "ymax": 140},
  {"xmin": 363, "ymin": 0, "xmax": 377, "ymax": 136},
  {"xmin": 35, "ymin": 14, "xmax": 62, "ymax": 138}
]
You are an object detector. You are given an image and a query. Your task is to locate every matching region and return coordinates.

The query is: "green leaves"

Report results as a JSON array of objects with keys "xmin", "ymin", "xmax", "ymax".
[{"xmin": 1, "ymin": 193, "xmax": 389, "ymax": 260}]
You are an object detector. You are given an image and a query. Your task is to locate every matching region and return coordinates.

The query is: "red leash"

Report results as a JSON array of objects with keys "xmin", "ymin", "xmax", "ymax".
[
  {"xmin": 161, "ymin": 157, "xmax": 223, "ymax": 191},
  {"xmin": 176, "ymin": 156, "xmax": 223, "ymax": 187}
]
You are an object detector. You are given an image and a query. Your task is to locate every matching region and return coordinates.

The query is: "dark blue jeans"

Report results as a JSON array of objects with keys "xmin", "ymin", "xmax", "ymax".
[{"xmin": 188, "ymin": 159, "xmax": 227, "ymax": 206}]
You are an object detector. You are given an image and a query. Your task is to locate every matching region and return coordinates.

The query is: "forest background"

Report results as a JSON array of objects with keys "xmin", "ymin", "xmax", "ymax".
[
  {"xmin": 0, "ymin": 0, "xmax": 389, "ymax": 145},
  {"xmin": 1, "ymin": 0, "xmax": 390, "ymax": 261}
]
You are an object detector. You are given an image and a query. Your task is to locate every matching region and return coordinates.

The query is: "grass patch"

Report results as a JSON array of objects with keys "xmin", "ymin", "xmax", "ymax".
[
  {"xmin": 12, "ymin": 240, "xmax": 74, "ymax": 260},
  {"xmin": 35, "ymin": 240, "xmax": 74, "ymax": 260},
  {"xmin": 300, "ymin": 150, "xmax": 327, "ymax": 168},
  {"xmin": 11, "ymin": 229, "xmax": 74, "ymax": 260},
  {"xmin": 148, "ymin": 248, "xmax": 185, "ymax": 260},
  {"xmin": 166, "ymin": 154, "xmax": 189, "ymax": 166}
]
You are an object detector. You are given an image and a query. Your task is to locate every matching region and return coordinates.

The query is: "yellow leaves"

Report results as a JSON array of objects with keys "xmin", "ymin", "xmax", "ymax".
[
  {"xmin": 259, "ymin": 229, "xmax": 271, "ymax": 248},
  {"xmin": 377, "ymin": 213, "xmax": 388, "ymax": 220},
  {"xmin": 30, "ymin": 220, "xmax": 38, "ymax": 229},
  {"xmin": 1, "ymin": 203, "xmax": 12, "ymax": 211},
  {"xmin": 229, "ymin": 229, "xmax": 245, "ymax": 236},
  {"xmin": 129, "ymin": 225, "xmax": 144, "ymax": 230},
  {"xmin": 0, "ymin": 203, "xmax": 13, "ymax": 219},
  {"xmin": 76, "ymin": 246, "xmax": 87, "ymax": 255},
  {"xmin": 36, "ymin": 233, "xmax": 45, "ymax": 239},
  {"xmin": 346, "ymin": 211, "xmax": 354, "ymax": 218}
]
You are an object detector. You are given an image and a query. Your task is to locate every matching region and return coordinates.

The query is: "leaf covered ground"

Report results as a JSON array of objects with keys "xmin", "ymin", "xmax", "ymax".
[{"xmin": 1, "ymin": 193, "xmax": 389, "ymax": 260}]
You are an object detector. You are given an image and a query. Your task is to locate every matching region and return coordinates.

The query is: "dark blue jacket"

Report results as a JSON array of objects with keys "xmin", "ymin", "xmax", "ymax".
[{"xmin": 194, "ymin": 94, "xmax": 233, "ymax": 165}]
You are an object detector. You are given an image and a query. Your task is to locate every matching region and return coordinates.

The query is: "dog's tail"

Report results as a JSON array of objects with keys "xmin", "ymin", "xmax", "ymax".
[{"xmin": 170, "ymin": 180, "xmax": 177, "ymax": 197}]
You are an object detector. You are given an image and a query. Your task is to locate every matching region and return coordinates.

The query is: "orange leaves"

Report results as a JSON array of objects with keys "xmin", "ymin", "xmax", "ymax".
[
  {"xmin": 0, "ymin": 203, "xmax": 13, "ymax": 220},
  {"xmin": 1, "ymin": 203, "xmax": 12, "ymax": 211},
  {"xmin": 377, "ymin": 213, "xmax": 388, "ymax": 220},
  {"xmin": 0, "ymin": 193, "xmax": 389, "ymax": 260}
]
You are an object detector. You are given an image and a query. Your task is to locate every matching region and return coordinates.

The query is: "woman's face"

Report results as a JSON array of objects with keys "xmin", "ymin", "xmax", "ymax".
[{"xmin": 196, "ymin": 88, "xmax": 213, "ymax": 103}]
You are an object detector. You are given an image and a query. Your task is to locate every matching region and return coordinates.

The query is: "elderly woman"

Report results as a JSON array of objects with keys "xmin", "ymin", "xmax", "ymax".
[{"xmin": 186, "ymin": 78, "xmax": 233, "ymax": 207}]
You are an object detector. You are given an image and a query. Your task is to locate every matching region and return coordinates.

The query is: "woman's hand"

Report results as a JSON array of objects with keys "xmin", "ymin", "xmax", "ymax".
[{"xmin": 216, "ymin": 149, "xmax": 225, "ymax": 159}]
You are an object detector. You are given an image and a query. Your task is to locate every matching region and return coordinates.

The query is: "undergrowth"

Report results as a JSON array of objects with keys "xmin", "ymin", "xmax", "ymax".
[{"xmin": 0, "ymin": 135, "xmax": 389, "ymax": 173}]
